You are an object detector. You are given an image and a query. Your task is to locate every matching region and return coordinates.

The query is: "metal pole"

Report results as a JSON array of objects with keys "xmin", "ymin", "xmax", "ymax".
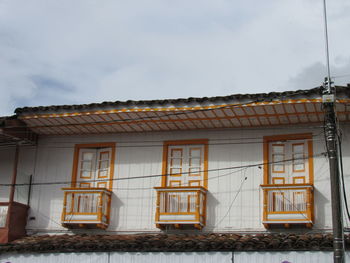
[
  {"xmin": 323, "ymin": 87, "xmax": 345, "ymax": 263},
  {"xmin": 322, "ymin": 0, "xmax": 332, "ymax": 93},
  {"xmin": 9, "ymin": 145, "xmax": 19, "ymax": 203}
]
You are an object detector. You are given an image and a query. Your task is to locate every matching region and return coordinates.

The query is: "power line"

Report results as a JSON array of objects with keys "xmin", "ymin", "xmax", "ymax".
[
  {"xmin": 0, "ymin": 133, "xmax": 325, "ymax": 150},
  {"xmin": 4, "ymin": 152, "xmax": 326, "ymax": 187}
]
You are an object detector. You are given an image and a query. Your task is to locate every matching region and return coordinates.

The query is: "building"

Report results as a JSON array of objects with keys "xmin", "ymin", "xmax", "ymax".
[{"xmin": 0, "ymin": 85, "xmax": 350, "ymax": 262}]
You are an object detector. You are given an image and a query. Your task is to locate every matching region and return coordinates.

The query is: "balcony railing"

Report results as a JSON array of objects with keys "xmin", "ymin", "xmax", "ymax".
[
  {"xmin": 261, "ymin": 184, "xmax": 313, "ymax": 227},
  {"xmin": 154, "ymin": 186, "xmax": 207, "ymax": 229},
  {"xmin": 61, "ymin": 188, "xmax": 112, "ymax": 229}
]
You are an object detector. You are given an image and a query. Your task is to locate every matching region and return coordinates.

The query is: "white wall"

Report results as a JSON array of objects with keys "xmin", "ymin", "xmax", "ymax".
[
  {"xmin": 21, "ymin": 126, "xmax": 335, "ymax": 233},
  {"xmin": 0, "ymin": 146, "xmax": 15, "ymax": 202},
  {"xmin": 0, "ymin": 146, "xmax": 36, "ymax": 203},
  {"xmin": 4, "ymin": 251, "xmax": 350, "ymax": 263}
]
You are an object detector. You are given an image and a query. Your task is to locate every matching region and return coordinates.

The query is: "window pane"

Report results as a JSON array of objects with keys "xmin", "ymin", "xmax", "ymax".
[
  {"xmin": 171, "ymin": 149, "xmax": 182, "ymax": 158},
  {"xmin": 99, "ymin": 170, "xmax": 108, "ymax": 178},
  {"xmin": 82, "ymin": 152, "xmax": 94, "ymax": 161},
  {"xmin": 170, "ymin": 168, "xmax": 181, "ymax": 175},
  {"xmin": 272, "ymin": 145, "xmax": 284, "ymax": 154},
  {"xmin": 293, "ymin": 144, "xmax": 304, "ymax": 153},
  {"xmin": 82, "ymin": 161, "xmax": 92, "ymax": 170},
  {"xmin": 190, "ymin": 158, "xmax": 201, "ymax": 167},
  {"xmin": 81, "ymin": 171, "xmax": 91, "ymax": 178},
  {"xmin": 189, "ymin": 167, "xmax": 200, "ymax": 175},
  {"xmin": 99, "ymin": 160, "xmax": 109, "ymax": 170},
  {"xmin": 171, "ymin": 158, "xmax": 182, "ymax": 167},
  {"xmin": 190, "ymin": 149, "xmax": 201, "ymax": 158},
  {"xmin": 100, "ymin": 152, "xmax": 109, "ymax": 161}
]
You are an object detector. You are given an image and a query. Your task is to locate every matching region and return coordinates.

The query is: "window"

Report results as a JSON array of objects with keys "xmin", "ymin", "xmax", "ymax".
[
  {"xmin": 263, "ymin": 134, "xmax": 314, "ymax": 185},
  {"xmin": 71, "ymin": 143, "xmax": 116, "ymax": 189},
  {"xmin": 261, "ymin": 134, "xmax": 314, "ymax": 227},
  {"xmin": 161, "ymin": 139, "xmax": 208, "ymax": 188}
]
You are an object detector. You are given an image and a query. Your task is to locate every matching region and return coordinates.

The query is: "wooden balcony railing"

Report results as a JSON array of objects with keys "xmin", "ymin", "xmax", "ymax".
[
  {"xmin": 261, "ymin": 184, "xmax": 314, "ymax": 228},
  {"xmin": 154, "ymin": 186, "xmax": 207, "ymax": 229},
  {"xmin": 61, "ymin": 188, "xmax": 112, "ymax": 229}
]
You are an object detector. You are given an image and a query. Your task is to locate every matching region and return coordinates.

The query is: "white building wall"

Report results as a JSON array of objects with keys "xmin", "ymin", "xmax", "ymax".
[
  {"xmin": 0, "ymin": 146, "xmax": 15, "ymax": 202},
  {"xmin": 19, "ymin": 126, "xmax": 336, "ymax": 233},
  {"xmin": 0, "ymin": 146, "xmax": 36, "ymax": 203},
  {"xmin": 4, "ymin": 251, "xmax": 350, "ymax": 263}
]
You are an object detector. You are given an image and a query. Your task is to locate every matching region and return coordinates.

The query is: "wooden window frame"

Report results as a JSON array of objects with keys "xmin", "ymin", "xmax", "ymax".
[
  {"xmin": 263, "ymin": 133, "xmax": 314, "ymax": 185},
  {"xmin": 71, "ymin": 142, "xmax": 116, "ymax": 190},
  {"xmin": 161, "ymin": 139, "xmax": 209, "ymax": 189}
]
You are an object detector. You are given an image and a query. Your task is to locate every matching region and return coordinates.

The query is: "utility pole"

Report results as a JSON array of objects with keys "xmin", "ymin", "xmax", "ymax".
[
  {"xmin": 323, "ymin": 78, "xmax": 344, "ymax": 263},
  {"xmin": 321, "ymin": 0, "xmax": 344, "ymax": 260}
]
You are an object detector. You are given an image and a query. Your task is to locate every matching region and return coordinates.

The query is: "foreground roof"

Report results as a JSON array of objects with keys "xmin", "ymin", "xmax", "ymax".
[
  {"xmin": 1, "ymin": 233, "xmax": 349, "ymax": 253},
  {"xmin": 12, "ymin": 85, "xmax": 350, "ymax": 135}
]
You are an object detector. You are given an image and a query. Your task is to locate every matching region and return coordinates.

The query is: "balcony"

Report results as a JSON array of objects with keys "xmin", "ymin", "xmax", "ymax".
[
  {"xmin": 155, "ymin": 186, "xmax": 207, "ymax": 230},
  {"xmin": 261, "ymin": 184, "xmax": 314, "ymax": 228},
  {"xmin": 61, "ymin": 188, "xmax": 112, "ymax": 229}
]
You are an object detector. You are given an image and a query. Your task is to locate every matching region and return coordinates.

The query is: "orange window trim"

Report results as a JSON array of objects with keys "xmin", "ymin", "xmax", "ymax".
[
  {"xmin": 263, "ymin": 133, "xmax": 313, "ymax": 185},
  {"xmin": 71, "ymin": 142, "xmax": 116, "ymax": 190},
  {"xmin": 161, "ymin": 139, "xmax": 209, "ymax": 189}
]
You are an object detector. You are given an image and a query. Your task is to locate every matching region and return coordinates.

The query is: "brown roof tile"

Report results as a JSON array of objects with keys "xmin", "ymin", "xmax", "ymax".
[
  {"xmin": 0, "ymin": 233, "xmax": 347, "ymax": 253},
  {"xmin": 15, "ymin": 86, "xmax": 343, "ymax": 115}
]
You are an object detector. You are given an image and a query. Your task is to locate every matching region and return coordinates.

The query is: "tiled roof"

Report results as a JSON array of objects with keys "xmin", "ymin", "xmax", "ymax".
[
  {"xmin": 1, "ymin": 233, "xmax": 348, "ymax": 253},
  {"xmin": 15, "ymin": 86, "xmax": 337, "ymax": 115}
]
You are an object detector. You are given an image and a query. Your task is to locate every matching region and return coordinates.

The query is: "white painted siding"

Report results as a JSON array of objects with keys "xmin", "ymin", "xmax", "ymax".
[
  {"xmin": 0, "ymin": 147, "xmax": 15, "ymax": 202},
  {"xmin": 3, "ymin": 125, "xmax": 338, "ymax": 233},
  {"xmin": 4, "ymin": 251, "xmax": 350, "ymax": 263},
  {"xmin": 235, "ymin": 251, "xmax": 333, "ymax": 262}
]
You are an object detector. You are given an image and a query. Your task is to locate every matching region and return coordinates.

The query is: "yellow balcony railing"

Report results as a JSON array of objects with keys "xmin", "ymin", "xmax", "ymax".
[
  {"xmin": 61, "ymin": 188, "xmax": 112, "ymax": 229},
  {"xmin": 154, "ymin": 186, "xmax": 207, "ymax": 229},
  {"xmin": 261, "ymin": 184, "xmax": 314, "ymax": 228}
]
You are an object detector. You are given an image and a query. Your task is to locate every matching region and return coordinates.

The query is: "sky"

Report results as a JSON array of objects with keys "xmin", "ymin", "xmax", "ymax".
[{"xmin": 0, "ymin": 0, "xmax": 350, "ymax": 115}]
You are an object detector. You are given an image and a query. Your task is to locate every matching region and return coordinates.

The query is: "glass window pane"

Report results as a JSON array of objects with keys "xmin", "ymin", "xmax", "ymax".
[
  {"xmin": 171, "ymin": 149, "xmax": 182, "ymax": 158},
  {"xmin": 100, "ymin": 152, "xmax": 109, "ymax": 161},
  {"xmin": 294, "ymin": 163, "xmax": 305, "ymax": 171},
  {"xmin": 170, "ymin": 168, "xmax": 181, "ymax": 175},
  {"xmin": 171, "ymin": 158, "xmax": 182, "ymax": 167},
  {"xmin": 294, "ymin": 153, "xmax": 304, "ymax": 161},
  {"xmin": 190, "ymin": 158, "xmax": 201, "ymax": 167},
  {"xmin": 81, "ymin": 171, "xmax": 91, "ymax": 178},
  {"xmin": 82, "ymin": 152, "xmax": 94, "ymax": 161},
  {"xmin": 272, "ymin": 145, "xmax": 284, "ymax": 154},
  {"xmin": 273, "ymin": 164, "xmax": 284, "ymax": 172},
  {"xmin": 189, "ymin": 167, "xmax": 200, "ymax": 175},
  {"xmin": 99, "ymin": 170, "xmax": 108, "ymax": 178},
  {"xmin": 100, "ymin": 160, "xmax": 109, "ymax": 170},
  {"xmin": 273, "ymin": 154, "xmax": 284, "ymax": 163},
  {"xmin": 190, "ymin": 149, "xmax": 201, "ymax": 158},
  {"xmin": 293, "ymin": 144, "xmax": 304, "ymax": 153},
  {"xmin": 82, "ymin": 161, "xmax": 92, "ymax": 170}
]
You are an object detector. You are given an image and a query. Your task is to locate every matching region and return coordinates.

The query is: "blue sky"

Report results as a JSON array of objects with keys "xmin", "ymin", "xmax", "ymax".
[{"xmin": 0, "ymin": 0, "xmax": 350, "ymax": 115}]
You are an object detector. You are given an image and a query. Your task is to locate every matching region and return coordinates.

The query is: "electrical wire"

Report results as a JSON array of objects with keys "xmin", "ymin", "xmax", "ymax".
[
  {"xmin": 0, "ymin": 133, "xmax": 325, "ymax": 151},
  {"xmin": 337, "ymin": 133, "xmax": 350, "ymax": 222},
  {"xmin": 2, "ymin": 152, "xmax": 326, "ymax": 187},
  {"xmin": 213, "ymin": 170, "xmax": 248, "ymax": 228}
]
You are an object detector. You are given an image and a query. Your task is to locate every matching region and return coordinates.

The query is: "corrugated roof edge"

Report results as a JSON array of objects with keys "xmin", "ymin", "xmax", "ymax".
[{"xmin": 16, "ymin": 85, "xmax": 350, "ymax": 115}]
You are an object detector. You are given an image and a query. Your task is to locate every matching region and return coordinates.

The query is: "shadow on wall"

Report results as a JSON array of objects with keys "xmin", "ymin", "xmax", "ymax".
[
  {"xmin": 205, "ymin": 191, "xmax": 219, "ymax": 229},
  {"xmin": 108, "ymin": 193, "xmax": 124, "ymax": 229},
  {"xmin": 313, "ymin": 188, "xmax": 328, "ymax": 229}
]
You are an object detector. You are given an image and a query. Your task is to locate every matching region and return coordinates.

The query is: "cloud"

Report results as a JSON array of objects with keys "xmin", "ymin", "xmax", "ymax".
[
  {"xmin": 288, "ymin": 58, "xmax": 350, "ymax": 90},
  {"xmin": 0, "ymin": 0, "xmax": 349, "ymax": 115}
]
